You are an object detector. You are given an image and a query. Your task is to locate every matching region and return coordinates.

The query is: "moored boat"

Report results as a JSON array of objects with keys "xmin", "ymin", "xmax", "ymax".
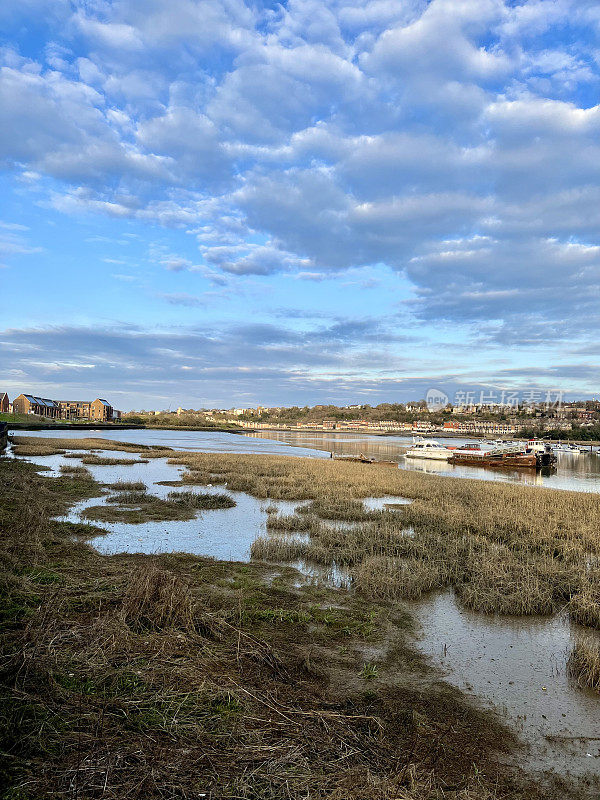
[
  {"xmin": 405, "ymin": 439, "xmax": 453, "ymax": 460},
  {"xmin": 449, "ymin": 449, "xmax": 538, "ymax": 469}
]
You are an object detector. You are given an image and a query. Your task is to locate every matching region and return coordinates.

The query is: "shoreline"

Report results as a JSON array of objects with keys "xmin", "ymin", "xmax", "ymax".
[{"xmin": 246, "ymin": 426, "xmax": 600, "ymax": 447}]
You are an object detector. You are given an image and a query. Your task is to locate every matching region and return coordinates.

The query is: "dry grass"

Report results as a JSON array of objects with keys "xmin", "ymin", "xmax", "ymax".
[
  {"xmin": 569, "ymin": 574, "xmax": 600, "ymax": 629},
  {"xmin": 568, "ymin": 636, "xmax": 600, "ymax": 691},
  {"xmin": 354, "ymin": 556, "xmax": 446, "ymax": 601},
  {"xmin": 11, "ymin": 438, "xmax": 600, "ymax": 625},
  {"xmin": 83, "ymin": 489, "xmax": 236, "ymax": 524},
  {"xmin": 105, "ymin": 480, "xmax": 147, "ymax": 491},
  {"xmin": 59, "ymin": 464, "xmax": 92, "ymax": 476},
  {"xmin": 166, "ymin": 489, "xmax": 236, "ymax": 509},
  {"xmin": 81, "ymin": 454, "xmax": 150, "ymax": 465},
  {"xmin": 165, "ymin": 451, "xmax": 600, "ymax": 622},
  {"xmin": 11, "ymin": 435, "xmax": 172, "ymax": 454},
  {"xmin": 0, "ymin": 457, "xmax": 554, "ymax": 800},
  {"xmin": 12, "ymin": 443, "xmax": 66, "ymax": 456}
]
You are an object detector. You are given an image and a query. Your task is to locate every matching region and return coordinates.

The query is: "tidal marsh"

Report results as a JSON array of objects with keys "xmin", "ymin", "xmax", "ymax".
[
  {"xmin": 168, "ymin": 450, "xmax": 600, "ymax": 625},
  {"xmin": 2, "ymin": 456, "xmax": 551, "ymax": 800}
]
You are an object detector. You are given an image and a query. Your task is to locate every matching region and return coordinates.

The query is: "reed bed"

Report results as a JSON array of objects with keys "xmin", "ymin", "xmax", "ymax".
[
  {"xmin": 569, "ymin": 576, "xmax": 600, "ymax": 629},
  {"xmin": 11, "ymin": 443, "xmax": 66, "ymax": 456},
  {"xmin": 354, "ymin": 556, "xmax": 446, "ymax": 601},
  {"xmin": 80, "ymin": 454, "xmax": 149, "ymax": 465},
  {"xmin": 59, "ymin": 464, "xmax": 91, "ymax": 476},
  {"xmin": 84, "ymin": 489, "xmax": 236, "ymax": 523},
  {"xmin": 170, "ymin": 451, "xmax": 600, "ymax": 622},
  {"xmin": 568, "ymin": 636, "xmax": 600, "ymax": 692},
  {"xmin": 12, "ymin": 438, "xmax": 600, "ymax": 624},
  {"xmin": 11, "ymin": 435, "xmax": 173, "ymax": 454},
  {"xmin": 105, "ymin": 480, "xmax": 147, "ymax": 491},
  {"xmin": 166, "ymin": 490, "xmax": 236, "ymax": 509}
]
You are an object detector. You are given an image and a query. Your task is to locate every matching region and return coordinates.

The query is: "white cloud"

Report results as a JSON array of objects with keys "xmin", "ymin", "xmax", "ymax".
[{"xmin": 2, "ymin": 0, "xmax": 600, "ymax": 353}]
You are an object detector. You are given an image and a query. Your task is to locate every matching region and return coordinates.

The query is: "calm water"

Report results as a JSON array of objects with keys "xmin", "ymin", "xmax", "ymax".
[
  {"xmin": 413, "ymin": 591, "xmax": 600, "ymax": 777},
  {"xmin": 15, "ymin": 427, "xmax": 600, "ymax": 493},
  {"xmin": 245, "ymin": 430, "xmax": 600, "ymax": 493}
]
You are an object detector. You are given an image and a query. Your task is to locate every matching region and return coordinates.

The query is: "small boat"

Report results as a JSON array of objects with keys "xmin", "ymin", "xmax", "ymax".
[
  {"xmin": 332, "ymin": 454, "xmax": 373, "ymax": 464},
  {"xmin": 525, "ymin": 439, "xmax": 548, "ymax": 454},
  {"xmin": 405, "ymin": 439, "xmax": 453, "ymax": 460},
  {"xmin": 449, "ymin": 443, "xmax": 537, "ymax": 469},
  {"xmin": 553, "ymin": 443, "xmax": 581, "ymax": 455}
]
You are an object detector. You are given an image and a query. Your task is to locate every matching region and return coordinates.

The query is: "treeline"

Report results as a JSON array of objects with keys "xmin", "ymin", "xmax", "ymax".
[
  {"xmin": 519, "ymin": 424, "xmax": 600, "ymax": 441},
  {"xmin": 123, "ymin": 412, "xmax": 238, "ymax": 429},
  {"xmin": 251, "ymin": 403, "xmax": 517, "ymax": 425}
]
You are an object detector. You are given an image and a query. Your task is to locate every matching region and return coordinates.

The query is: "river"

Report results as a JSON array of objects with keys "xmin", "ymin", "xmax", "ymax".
[{"xmin": 21, "ymin": 426, "xmax": 600, "ymax": 493}]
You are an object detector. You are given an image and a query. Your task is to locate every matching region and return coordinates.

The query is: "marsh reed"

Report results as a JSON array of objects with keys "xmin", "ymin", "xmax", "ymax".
[{"xmin": 171, "ymin": 451, "xmax": 600, "ymax": 623}]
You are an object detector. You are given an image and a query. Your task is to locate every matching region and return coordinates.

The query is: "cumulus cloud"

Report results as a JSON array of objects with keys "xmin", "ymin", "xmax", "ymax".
[{"xmin": 2, "ymin": 0, "xmax": 600, "ymax": 395}]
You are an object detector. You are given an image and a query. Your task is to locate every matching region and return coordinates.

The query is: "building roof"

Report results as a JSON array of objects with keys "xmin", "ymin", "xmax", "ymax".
[
  {"xmin": 23, "ymin": 395, "xmax": 59, "ymax": 408},
  {"xmin": 0, "ymin": 392, "xmax": 7, "ymax": 401},
  {"xmin": 94, "ymin": 398, "xmax": 112, "ymax": 406}
]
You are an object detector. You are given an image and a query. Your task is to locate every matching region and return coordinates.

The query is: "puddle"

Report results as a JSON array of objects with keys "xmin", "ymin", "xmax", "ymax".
[
  {"xmin": 412, "ymin": 591, "xmax": 600, "ymax": 777},
  {"xmin": 23, "ymin": 451, "xmax": 308, "ymax": 561},
  {"xmin": 289, "ymin": 559, "xmax": 352, "ymax": 589},
  {"xmin": 362, "ymin": 495, "xmax": 412, "ymax": 511}
]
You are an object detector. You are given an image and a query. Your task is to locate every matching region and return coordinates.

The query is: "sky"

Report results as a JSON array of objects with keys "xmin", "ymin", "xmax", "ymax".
[{"xmin": 1, "ymin": 0, "xmax": 600, "ymax": 411}]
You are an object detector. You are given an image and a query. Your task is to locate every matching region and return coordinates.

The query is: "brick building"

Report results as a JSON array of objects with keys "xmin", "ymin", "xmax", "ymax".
[
  {"xmin": 13, "ymin": 393, "xmax": 114, "ymax": 421},
  {"xmin": 12, "ymin": 394, "xmax": 61, "ymax": 418},
  {"xmin": 0, "ymin": 393, "xmax": 9, "ymax": 414},
  {"xmin": 91, "ymin": 398, "xmax": 113, "ymax": 421},
  {"xmin": 58, "ymin": 400, "xmax": 92, "ymax": 420}
]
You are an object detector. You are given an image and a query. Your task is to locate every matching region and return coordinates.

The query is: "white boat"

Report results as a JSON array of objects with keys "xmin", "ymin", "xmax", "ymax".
[
  {"xmin": 554, "ymin": 443, "xmax": 581, "ymax": 455},
  {"xmin": 405, "ymin": 439, "xmax": 453, "ymax": 460},
  {"xmin": 480, "ymin": 439, "xmax": 510, "ymax": 451},
  {"xmin": 525, "ymin": 439, "xmax": 548, "ymax": 454}
]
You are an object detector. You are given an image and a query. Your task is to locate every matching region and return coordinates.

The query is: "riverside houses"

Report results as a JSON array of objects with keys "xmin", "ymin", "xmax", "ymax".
[
  {"xmin": 12, "ymin": 394, "xmax": 61, "ymax": 418},
  {"xmin": 13, "ymin": 394, "xmax": 114, "ymax": 421},
  {"xmin": 58, "ymin": 400, "xmax": 92, "ymax": 420},
  {"xmin": 90, "ymin": 398, "xmax": 113, "ymax": 421},
  {"xmin": 0, "ymin": 393, "xmax": 9, "ymax": 413}
]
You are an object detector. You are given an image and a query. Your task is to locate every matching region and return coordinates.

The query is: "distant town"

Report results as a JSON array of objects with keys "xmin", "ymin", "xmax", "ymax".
[
  {"xmin": 129, "ymin": 399, "xmax": 600, "ymax": 438},
  {"xmin": 3, "ymin": 392, "xmax": 600, "ymax": 439}
]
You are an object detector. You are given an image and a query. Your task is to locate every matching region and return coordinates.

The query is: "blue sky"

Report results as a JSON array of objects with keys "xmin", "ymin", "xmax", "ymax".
[{"xmin": 1, "ymin": 0, "xmax": 599, "ymax": 410}]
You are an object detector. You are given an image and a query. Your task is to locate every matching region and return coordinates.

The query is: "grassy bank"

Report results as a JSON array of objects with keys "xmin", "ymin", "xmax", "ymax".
[
  {"xmin": 10, "ymin": 435, "xmax": 174, "ymax": 458},
  {"xmin": 0, "ymin": 456, "xmax": 560, "ymax": 800}
]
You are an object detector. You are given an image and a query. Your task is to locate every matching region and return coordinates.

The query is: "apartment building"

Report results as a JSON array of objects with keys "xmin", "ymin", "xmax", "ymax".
[
  {"xmin": 12, "ymin": 394, "xmax": 61, "ymax": 418},
  {"xmin": 58, "ymin": 400, "xmax": 91, "ymax": 420},
  {"xmin": 59, "ymin": 398, "xmax": 113, "ymax": 421},
  {"xmin": 13, "ymin": 393, "xmax": 114, "ymax": 421},
  {"xmin": 90, "ymin": 398, "xmax": 113, "ymax": 421}
]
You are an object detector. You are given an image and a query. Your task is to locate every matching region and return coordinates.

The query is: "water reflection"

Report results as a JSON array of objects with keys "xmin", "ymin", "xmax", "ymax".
[
  {"xmin": 413, "ymin": 591, "xmax": 600, "ymax": 777},
  {"xmin": 14, "ymin": 426, "xmax": 600, "ymax": 492},
  {"xmin": 245, "ymin": 431, "xmax": 600, "ymax": 493}
]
